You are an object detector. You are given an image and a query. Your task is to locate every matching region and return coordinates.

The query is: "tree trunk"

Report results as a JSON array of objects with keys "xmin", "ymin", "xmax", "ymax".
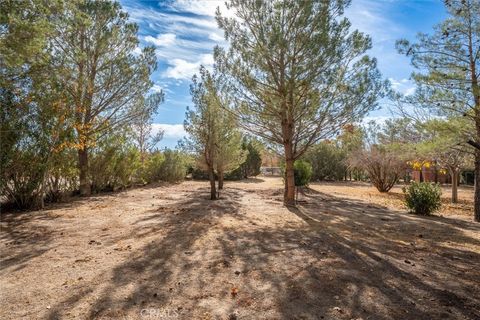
[
  {"xmin": 209, "ymin": 166, "xmax": 217, "ymax": 200},
  {"xmin": 78, "ymin": 147, "xmax": 90, "ymax": 196},
  {"xmin": 218, "ymin": 170, "xmax": 224, "ymax": 190},
  {"xmin": 450, "ymin": 169, "xmax": 458, "ymax": 204},
  {"xmin": 475, "ymin": 150, "xmax": 480, "ymax": 222},
  {"xmin": 283, "ymin": 142, "xmax": 295, "ymax": 205}
]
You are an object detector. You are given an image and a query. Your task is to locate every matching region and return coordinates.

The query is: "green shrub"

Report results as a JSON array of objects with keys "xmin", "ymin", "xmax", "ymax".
[
  {"xmin": 90, "ymin": 133, "xmax": 141, "ymax": 192},
  {"xmin": 225, "ymin": 167, "xmax": 243, "ymax": 180},
  {"xmin": 142, "ymin": 152, "xmax": 165, "ymax": 183},
  {"xmin": 242, "ymin": 140, "xmax": 262, "ymax": 177},
  {"xmin": 403, "ymin": 182, "xmax": 442, "ymax": 215},
  {"xmin": 1, "ymin": 149, "xmax": 47, "ymax": 209},
  {"xmin": 157, "ymin": 149, "xmax": 188, "ymax": 182},
  {"xmin": 191, "ymin": 167, "xmax": 210, "ymax": 180},
  {"xmin": 294, "ymin": 160, "xmax": 313, "ymax": 187},
  {"xmin": 304, "ymin": 142, "xmax": 346, "ymax": 181}
]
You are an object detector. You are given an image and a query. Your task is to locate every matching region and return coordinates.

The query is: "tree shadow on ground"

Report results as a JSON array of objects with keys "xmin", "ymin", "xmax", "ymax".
[
  {"xmin": 45, "ymin": 187, "xmax": 246, "ymax": 319},
  {"xmin": 287, "ymin": 189, "xmax": 479, "ymax": 319},
  {"xmin": 0, "ymin": 211, "xmax": 57, "ymax": 272},
  {"xmin": 212, "ymin": 187, "xmax": 480, "ymax": 319},
  {"xmin": 301, "ymin": 187, "xmax": 479, "ymax": 232},
  {"xmin": 232, "ymin": 177, "xmax": 266, "ymax": 184},
  {"xmin": 21, "ymin": 182, "xmax": 480, "ymax": 320}
]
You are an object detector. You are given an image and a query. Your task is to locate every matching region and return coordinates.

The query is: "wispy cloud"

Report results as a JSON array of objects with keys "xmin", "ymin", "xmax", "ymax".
[
  {"xmin": 164, "ymin": 54, "xmax": 214, "ymax": 80},
  {"xmin": 389, "ymin": 77, "xmax": 415, "ymax": 96},
  {"xmin": 346, "ymin": 0, "xmax": 404, "ymax": 43},
  {"xmin": 122, "ymin": 2, "xmax": 225, "ymax": 81},
  {"xmin": 169, "ymin": 0, "xmax": 234, "ymax": 18},
  {"xmin": 152, "ymin": 123, "xmax": 187, "ymax": 140},
  {"xmin": 145, "ymin": 33, "xmax": 177, "ymax": 47}
]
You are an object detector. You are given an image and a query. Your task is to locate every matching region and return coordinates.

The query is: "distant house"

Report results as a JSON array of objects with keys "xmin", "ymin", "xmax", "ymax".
[
  {"xmin": 408, "ymin": 160, "xmax": 475, "ymax": 185},
  {"xmin": 260, "ymin": 150, "xmax": 283, "ymax": 176},
  {"xmin": 410, "ymin": 167, "xmax": 450, "ymax": 184}
]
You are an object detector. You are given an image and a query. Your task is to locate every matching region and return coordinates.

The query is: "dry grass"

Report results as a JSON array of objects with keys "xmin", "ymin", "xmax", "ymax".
[
  {"xmin": 307, "ymin": 181, "xmax": 474, "ymax": 218},
  {"xmin": 1, "ymin": 177, "xmax": 478, "ymax": 320}
]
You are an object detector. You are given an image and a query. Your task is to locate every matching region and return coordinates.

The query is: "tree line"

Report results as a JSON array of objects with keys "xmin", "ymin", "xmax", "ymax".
[
  {"xmin": 2, "ymin": 0, "xmax": 479, "ymax": 221},
  {"xmin": 184, "ymin": 0, "xmax": 479, "ymax": 221},
  {"xmin": 0, "ymin": 1, "xmax": 188, "ymax": 209}
]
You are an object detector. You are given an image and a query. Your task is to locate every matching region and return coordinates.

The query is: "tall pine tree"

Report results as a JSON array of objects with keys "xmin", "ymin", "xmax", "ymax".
[
  {"xmin": 52, "ymin": 0, "xmax": 156, "ymax": 195},
  {"xmin": 215, "ymin": 0, "xmax": 386, "ymax": 204}
]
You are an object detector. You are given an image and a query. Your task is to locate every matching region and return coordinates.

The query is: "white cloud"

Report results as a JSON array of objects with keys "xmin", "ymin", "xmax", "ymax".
[
  {"xmin": 389, "ymin": 77, "xmax": 415, "ymax": 96},
  {"xmin": 346, "ymin": 1, "xmax": 404, "ymax": 43},
  {"xmin": 123, "ymin": 3, "xmax": 228, "ymax": 81},
  {"xmin": 127, "ymin": 7, "xmax": 219, "ymax": 33},
  {"xmin": 404, "ymin": 87, "xmax": 416, "ymax": 96},
  {"xmin": 132, "ymin": 46, "xmax": 142, "ymax": 56},
  {"xmin": 152, "ymin": 123, "xmax": 186, "ymax": 139},
  {"xmin": 208, "ymin": 32, "xmax": 225, "ymax": 42},
  {"xmin": 163, "ymin": 54, "xmax": 214, "ymax": 80},
  {"xmin": 144, "ymin": 33, "xmax": 177, "ymax": 47},
  {"xmin": 170, "ymin": 0, "xmax": 234, "ymax": 18}
]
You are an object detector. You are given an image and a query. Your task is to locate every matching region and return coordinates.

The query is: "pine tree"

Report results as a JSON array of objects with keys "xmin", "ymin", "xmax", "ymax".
[
  {"xmin": 52, "ymin": 0, "xmax": 157, "ymax": 195},
  {"xmin": 215, "ymin": 0, "xmax": 386, "ymax": 205},
  {"xmin": 184, "ymin": 66, "xmax": 244, "ymax": 199},
  {"xmin": 396, "ymin": 0, "xmax": 480, "ymax": 220},
  {"xmin": 417, "ymin": 118, "xmax": 473, "ymax": 203},
  {"xmin": 131, "ymin": 92, "xmax": 165, "ymax": 163}
]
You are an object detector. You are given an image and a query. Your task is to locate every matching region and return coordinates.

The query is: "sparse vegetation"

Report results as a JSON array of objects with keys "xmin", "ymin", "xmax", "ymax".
[
  {"xmin": 403, "ymin": 182, "xmax": 442, "ymax": 215},
  {"xmin": 1, "ymin": 0, "xmax": 479, "ymax": 319}
]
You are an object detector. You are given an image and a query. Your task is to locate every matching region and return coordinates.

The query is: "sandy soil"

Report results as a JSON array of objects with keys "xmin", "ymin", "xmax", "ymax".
[{"xmin": 1, "ymin": 177, "xmax": 479, "ymax": 320}]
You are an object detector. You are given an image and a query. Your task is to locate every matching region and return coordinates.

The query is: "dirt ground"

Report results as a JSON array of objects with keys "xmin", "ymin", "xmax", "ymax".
[{"xmin": 1, "ymin": 177, "xmax": 479, "ymax": 320}]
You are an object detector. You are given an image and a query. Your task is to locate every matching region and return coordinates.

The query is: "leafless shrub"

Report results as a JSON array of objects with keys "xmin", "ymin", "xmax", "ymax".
[{"xmin": 350, "ymin": 146, "xmax": 405, "ymax": 192}]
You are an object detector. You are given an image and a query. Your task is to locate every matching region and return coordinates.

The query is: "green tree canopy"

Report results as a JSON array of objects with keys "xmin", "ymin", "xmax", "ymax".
[{"xmin": 215, "ymin": 0, "xmax": 387, "ymax": 204}]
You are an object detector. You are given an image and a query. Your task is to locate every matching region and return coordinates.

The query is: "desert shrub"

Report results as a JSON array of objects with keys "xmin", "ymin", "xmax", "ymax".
[
  {"xmin": 157, "ymin": 149, "xmax": 188, "ymax": 182},
  {"xmin": 0, "ymin": 94, "xmax": 70, "ymax": 209},
  {"xmin": 1, "ymin": 149, "xmax": 48, "ymax": 209},
  {"xmin": 294, "ymin": 160, "xmax": 312, "ymax": 187},
  {"xmin": 304, "ymin": 142, "xmax": 346, "ymax": 181},
  {"xmin": 403, "ymin": 182, "xmax": 442, "ymax": 215},
  {"xmin": 90, "ymin": 134, "xmax": 141, "ymax": 192},
  {"xmin": 45, "ymin": 149, "xmax": 78, "ymax": 202},
  {"xmin": 191, "ymin": 167, "xmax": 210, "ymax": 180},
  {"xmin": 350, "ymin": 146, "xmax": 405, "ymax": 192},
  {"xmin": 225, "ymin": 167, "xmax": 243, "ymax": 180},
  {"xmin": 142, "ymin": 151, "xmax": 165, "ymax": 183},
  {"xmin": 113, "ymin": 146, "xmax": 141, "ymax": 187}
]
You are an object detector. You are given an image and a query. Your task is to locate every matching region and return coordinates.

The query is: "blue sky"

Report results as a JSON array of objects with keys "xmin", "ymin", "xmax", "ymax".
[{"xmin": 120, "ymin": 0, "xmax": 447, "ymax": 148}]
